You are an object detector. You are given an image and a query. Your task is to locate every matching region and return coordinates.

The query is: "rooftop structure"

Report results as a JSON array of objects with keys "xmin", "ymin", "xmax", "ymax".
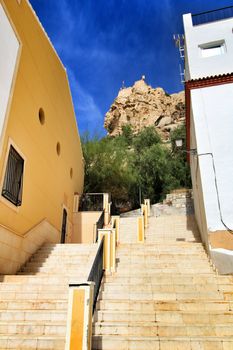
[{"xmin": 183, "ymin": 6, "xmax": 233, "ymax": 81}]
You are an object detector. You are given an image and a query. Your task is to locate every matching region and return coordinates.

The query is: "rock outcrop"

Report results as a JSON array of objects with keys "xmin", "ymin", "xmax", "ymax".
[{"xmin": 104, "ymin": 78, "xmax": 185, "ymax": 140}]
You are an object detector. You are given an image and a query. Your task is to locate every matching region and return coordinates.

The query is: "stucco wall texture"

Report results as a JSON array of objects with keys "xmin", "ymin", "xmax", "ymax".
[{"xmin": 0, "ymin": 0, "xmax": 84, "ymax": 273}]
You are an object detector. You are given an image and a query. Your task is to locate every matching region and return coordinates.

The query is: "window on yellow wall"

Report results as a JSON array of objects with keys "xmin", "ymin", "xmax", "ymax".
[{"xmin": 2, "ymin": 146, "xmax": 24, "ymax": 206}]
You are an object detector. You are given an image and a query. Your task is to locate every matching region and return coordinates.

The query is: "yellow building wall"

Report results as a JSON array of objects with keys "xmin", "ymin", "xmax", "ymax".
[
  {"xmin": 72, "ymin": 212, "xmax": 102, "ymax": 243},
  {"xmin": 0, "ymin": 0, "xmax": 84, "ymax": 272}
]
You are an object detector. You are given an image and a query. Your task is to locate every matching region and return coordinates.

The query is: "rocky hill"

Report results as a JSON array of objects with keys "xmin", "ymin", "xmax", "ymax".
[{"xmin": 104, "ymin": 78, "xmax": 185, "ymax": 141}]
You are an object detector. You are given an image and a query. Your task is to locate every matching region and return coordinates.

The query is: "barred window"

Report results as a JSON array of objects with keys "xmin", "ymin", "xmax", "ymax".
[{"xmin": 2, "ymin": 146, "xmax": 24, "ymax": 206}]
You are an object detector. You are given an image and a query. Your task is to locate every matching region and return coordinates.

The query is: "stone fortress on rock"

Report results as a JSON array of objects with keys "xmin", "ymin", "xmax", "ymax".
[{"xmin": 104, "ymin": 77, "xmax": 185, "ymax": 141}]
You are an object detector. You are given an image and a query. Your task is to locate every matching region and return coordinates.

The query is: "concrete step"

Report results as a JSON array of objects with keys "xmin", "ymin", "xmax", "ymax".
[
  {"xmin": 38, "ymin": 243, "xmax": 96, "ymax": 250},
  {"xmin": 94, "ymin": 310, "xmax": 233, "ymax": 324},
  {"xmin": 0, "ymin": 300, "xmax": 67, "ymax": 310},
  {"xmin": 101, "ymin": 283, "xmax": 231, "ymax": 293},
  {"xmin": 17, "ymin": 271, "xmax": 89, "ymax": 277},
  {"xmin": 117, "ymin": 251, "xmax": 207, "ymax": 256},
  {"xmin": 0, "ymin": 335, "xmax": 65, "ymax": 349},
  {"xmin": 20, "ymin": 265, "xmax": 92, "ymax": 273},
  {"xmin": 144, "ymin": 238, "xmax": 201, "ymax": 242},
  {"xmin": 114, "ymin": 267, "xmax": 214, "ymax": 274},
  {"xmin": 116, "ymin": 255, "xmax": 208, "ymax": 261},
  {"xmin": 0, "ymin": 275, "xmax": 86, "ymax": 284},
  {"xmin": 29, "ymin": 257, "xmax": 91, "ymax": 264},
  {"xmin": 115, "ymin": 262, "xmax": 213, "ymax": 269},
  {"xmin": 116, "ymin": 256, "xmax": 210, "ymax": 262},
  {"xmin": 116, "ymin": 249, "xmax": 207, "ymax": 255},
  {"xmin": 34, "ymin": 251, "xmax": 95, "ymax": 258},
  {"xmin": 93, "ymin": 322, "xmax": 233, "ymax": 337},
  {"xmin": 0, "ymin": 283, "xmax": 69, "ymax": 292},
  {"xmin": 99, "ymin": 290, "xmax": 224, "ymax": 301},
  {"xmin": 92, "ymin": 335, "xmax": 233, "ymax": 350},
  {"xmin": 23, "ymin": 258, "xmax": 93, "ymax": 271},
  {"xmin": 0, "ymin": 321, "xmax": 66, "ymax": 336},
  {"xmin": 96, "ymin": 300, "xmax": 233, "ymax": 312},
  {"xmin": 0, "ymin": 310, "xmax": 67, "ymax": 322},
  {"xmin": 117, "ymin": 243, "xmax": 205, "ymax": 249},
  {"xmin": 0, "ymin": 291, "xmax": 69, "ymax": 300},
  {"xmin": 104, "ymin": 274, "xmax": 233, "ymax": 285}
]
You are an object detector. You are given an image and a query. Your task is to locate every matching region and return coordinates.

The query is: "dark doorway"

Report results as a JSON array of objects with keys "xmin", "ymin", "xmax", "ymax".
[{"xmin": 61, "ymin": 208, "xmax": 67, "ymax": 243}]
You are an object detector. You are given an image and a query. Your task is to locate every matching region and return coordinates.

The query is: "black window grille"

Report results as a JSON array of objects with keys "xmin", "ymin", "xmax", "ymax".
[{"xmin": 2, "ymin": 146, "xmax": 24, "ymax": 206}]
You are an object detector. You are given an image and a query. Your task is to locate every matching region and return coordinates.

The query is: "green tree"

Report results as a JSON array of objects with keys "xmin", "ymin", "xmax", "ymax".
[
  {"xmin": 81, "ymin": 125, "xmax": 191, "ymax": 212},
  {"xmin": 170, "ymin": 124, "xmax": 191, "ymax": 188},
  {"xmin": 133, "ymin": 126, "xmax": 161, "ymax": 152}
]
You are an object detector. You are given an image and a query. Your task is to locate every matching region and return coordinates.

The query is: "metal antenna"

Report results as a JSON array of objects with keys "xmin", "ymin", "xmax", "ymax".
[{"xmin": 173, "ymin": 34, "xmax": 185, "ymax": 84}]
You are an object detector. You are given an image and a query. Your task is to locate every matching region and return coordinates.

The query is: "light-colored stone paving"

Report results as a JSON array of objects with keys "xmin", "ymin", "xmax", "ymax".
[
  {"xmin": 0, "ymin": 243, "xmax": 98, "ymax": 350},
  {"xmin": 120, "ymin": 216, "xmax": 139, "ymax": 244},
  {"xmin": 92, "ymin": 214, "xmax": 233, "ymax": 350}
]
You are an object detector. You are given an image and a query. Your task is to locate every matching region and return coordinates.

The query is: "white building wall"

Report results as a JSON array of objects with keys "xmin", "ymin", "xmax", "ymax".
[
  {"xmin": 0, "ymin": 4, "xmax": 19, "ymax": 143},
  {"xmin": 191, "ymin": 83, "xmax": 233, "ymax": 232},
  {"xmin": 183, "ymin": 13, "xmax": 233, "ymax": 80},
  {"xmin": 189, "ymin": 108, "xmax": 209, "ymax": 248}
]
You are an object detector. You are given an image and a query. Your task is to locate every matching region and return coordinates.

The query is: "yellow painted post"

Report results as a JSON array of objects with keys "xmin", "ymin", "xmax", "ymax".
[
  {"xmin": 65, "ymin": 282, "xmax": 94, "ymax": 350},
  {"xmin": 98, "ymin": 228, "xmax": 116, "ymax": 273},
  {"xmin": 103, "ymin": 193, "xmax": 109, "ymax": 211},
  {"xmin": 103, "ymin": 193, "xmax": 110, "ymax": 225},
  {"xmin": 98, "ymin": 229, "xmax": 111, "ymax": 273},
  {"xmin": 144, "ymin": 203, "xmax": 148, "ymax": 228},
  {"xmin": 144, "ymin": 199, "xmax": 151, "ymax": 217},
  {"xmin": 141, "ymin": 204, "xmax": 145, "ymax": 215},
  {"xmin": 112, "ymin": 215, "xmax": 120, "ymax": 244},
  {"xmin": 137, "ymin": 216, "xmax": 145, "ymax": 243},
  {"xmin": 141, "ymin": 203, "xmax": 148, "ymax": 228},
  {"xmin": 110, "ymin": 229, "xmax": 116, "ymax": 273}
]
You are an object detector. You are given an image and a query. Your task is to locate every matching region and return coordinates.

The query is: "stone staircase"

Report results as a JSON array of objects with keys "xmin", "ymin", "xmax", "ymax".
[
  {"xmin": 92, "ymin": 215, "xmax": 233, "ymax": 349},
  {"xmin": 0, "ymin": 243, "xmax": 98, "ymax": 350},
  {"xmin": 152, "ymin": 190, "xmax": 194, "ymax": 217}
]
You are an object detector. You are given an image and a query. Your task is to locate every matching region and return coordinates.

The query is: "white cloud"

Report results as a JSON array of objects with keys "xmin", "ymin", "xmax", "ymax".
[{"xmin": 66, "ymin": 67, "xmax": 103, "ymax": 132}]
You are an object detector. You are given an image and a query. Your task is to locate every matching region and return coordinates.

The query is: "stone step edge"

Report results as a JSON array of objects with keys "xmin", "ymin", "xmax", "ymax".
[
  {"xmin": 92, "ymin": 335, "xmax": 233, "ymax": 340},
  {"xmin": 100, "ymin": 283, "xmax": 233, "ymax": 287},
  {"xmin": 0, "ymin": 280, "xmax": 229, "ymax": 285},
  {"xmin": 0, "ymin": 321, "xmax": 66, "ymax": 326},
  {"xmin": 0, "ymin": 334, "xmax": 65, "ymax": 339},
  {"xmin": 95, "ymin": 309, "xmax": 233, "ymax": 315},
  {"xmin": 0, "ymin": 299, "xmax": 68, "ymax": 303},
  {"xmin": 0, "ymin": 309, "xmax": 67, "ymax": 314},
  {"xmin": 93, "ymin": 321, "xmax": 233, "ymax": 327},
  {"xmin": 97, "ymin": 299, "xmax": 232, "ymax": 303}
]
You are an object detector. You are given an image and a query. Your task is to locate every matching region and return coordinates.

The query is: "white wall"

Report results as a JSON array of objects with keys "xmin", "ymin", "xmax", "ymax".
[
  {"xmin": 183, "ymin": 13, "xmax": 233, "ymax": 80},
  {"xmin": 191, "ymin": 83, "xmax": 233, "ymax": 232},
  {"xmin": 189, "ymin": 109, "xmax": 209, "ymax": 248},
  {"xmin": 0, "ymin": 4, "xmax": 19, "ymax": 142}
]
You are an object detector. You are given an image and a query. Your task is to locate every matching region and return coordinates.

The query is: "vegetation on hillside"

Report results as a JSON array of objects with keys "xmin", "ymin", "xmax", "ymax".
[{"xmin": 81, "ymin": 125, "xmax": 191, "ymax": 213}]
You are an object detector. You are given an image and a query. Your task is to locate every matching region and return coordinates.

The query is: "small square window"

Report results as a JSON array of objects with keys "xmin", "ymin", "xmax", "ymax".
[
  {"xmin": 2, "ymin": 145, "xmax": 24, "ymax": 206},
  {"xmin": 199, "ymin": 40, "xmax": 226, "ymax": 58}
]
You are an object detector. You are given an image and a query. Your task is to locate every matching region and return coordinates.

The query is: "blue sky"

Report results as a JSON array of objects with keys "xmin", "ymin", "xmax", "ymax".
[{"xmin": 30, "ymin": 0, "xmax": 233, "ymax": 136}]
